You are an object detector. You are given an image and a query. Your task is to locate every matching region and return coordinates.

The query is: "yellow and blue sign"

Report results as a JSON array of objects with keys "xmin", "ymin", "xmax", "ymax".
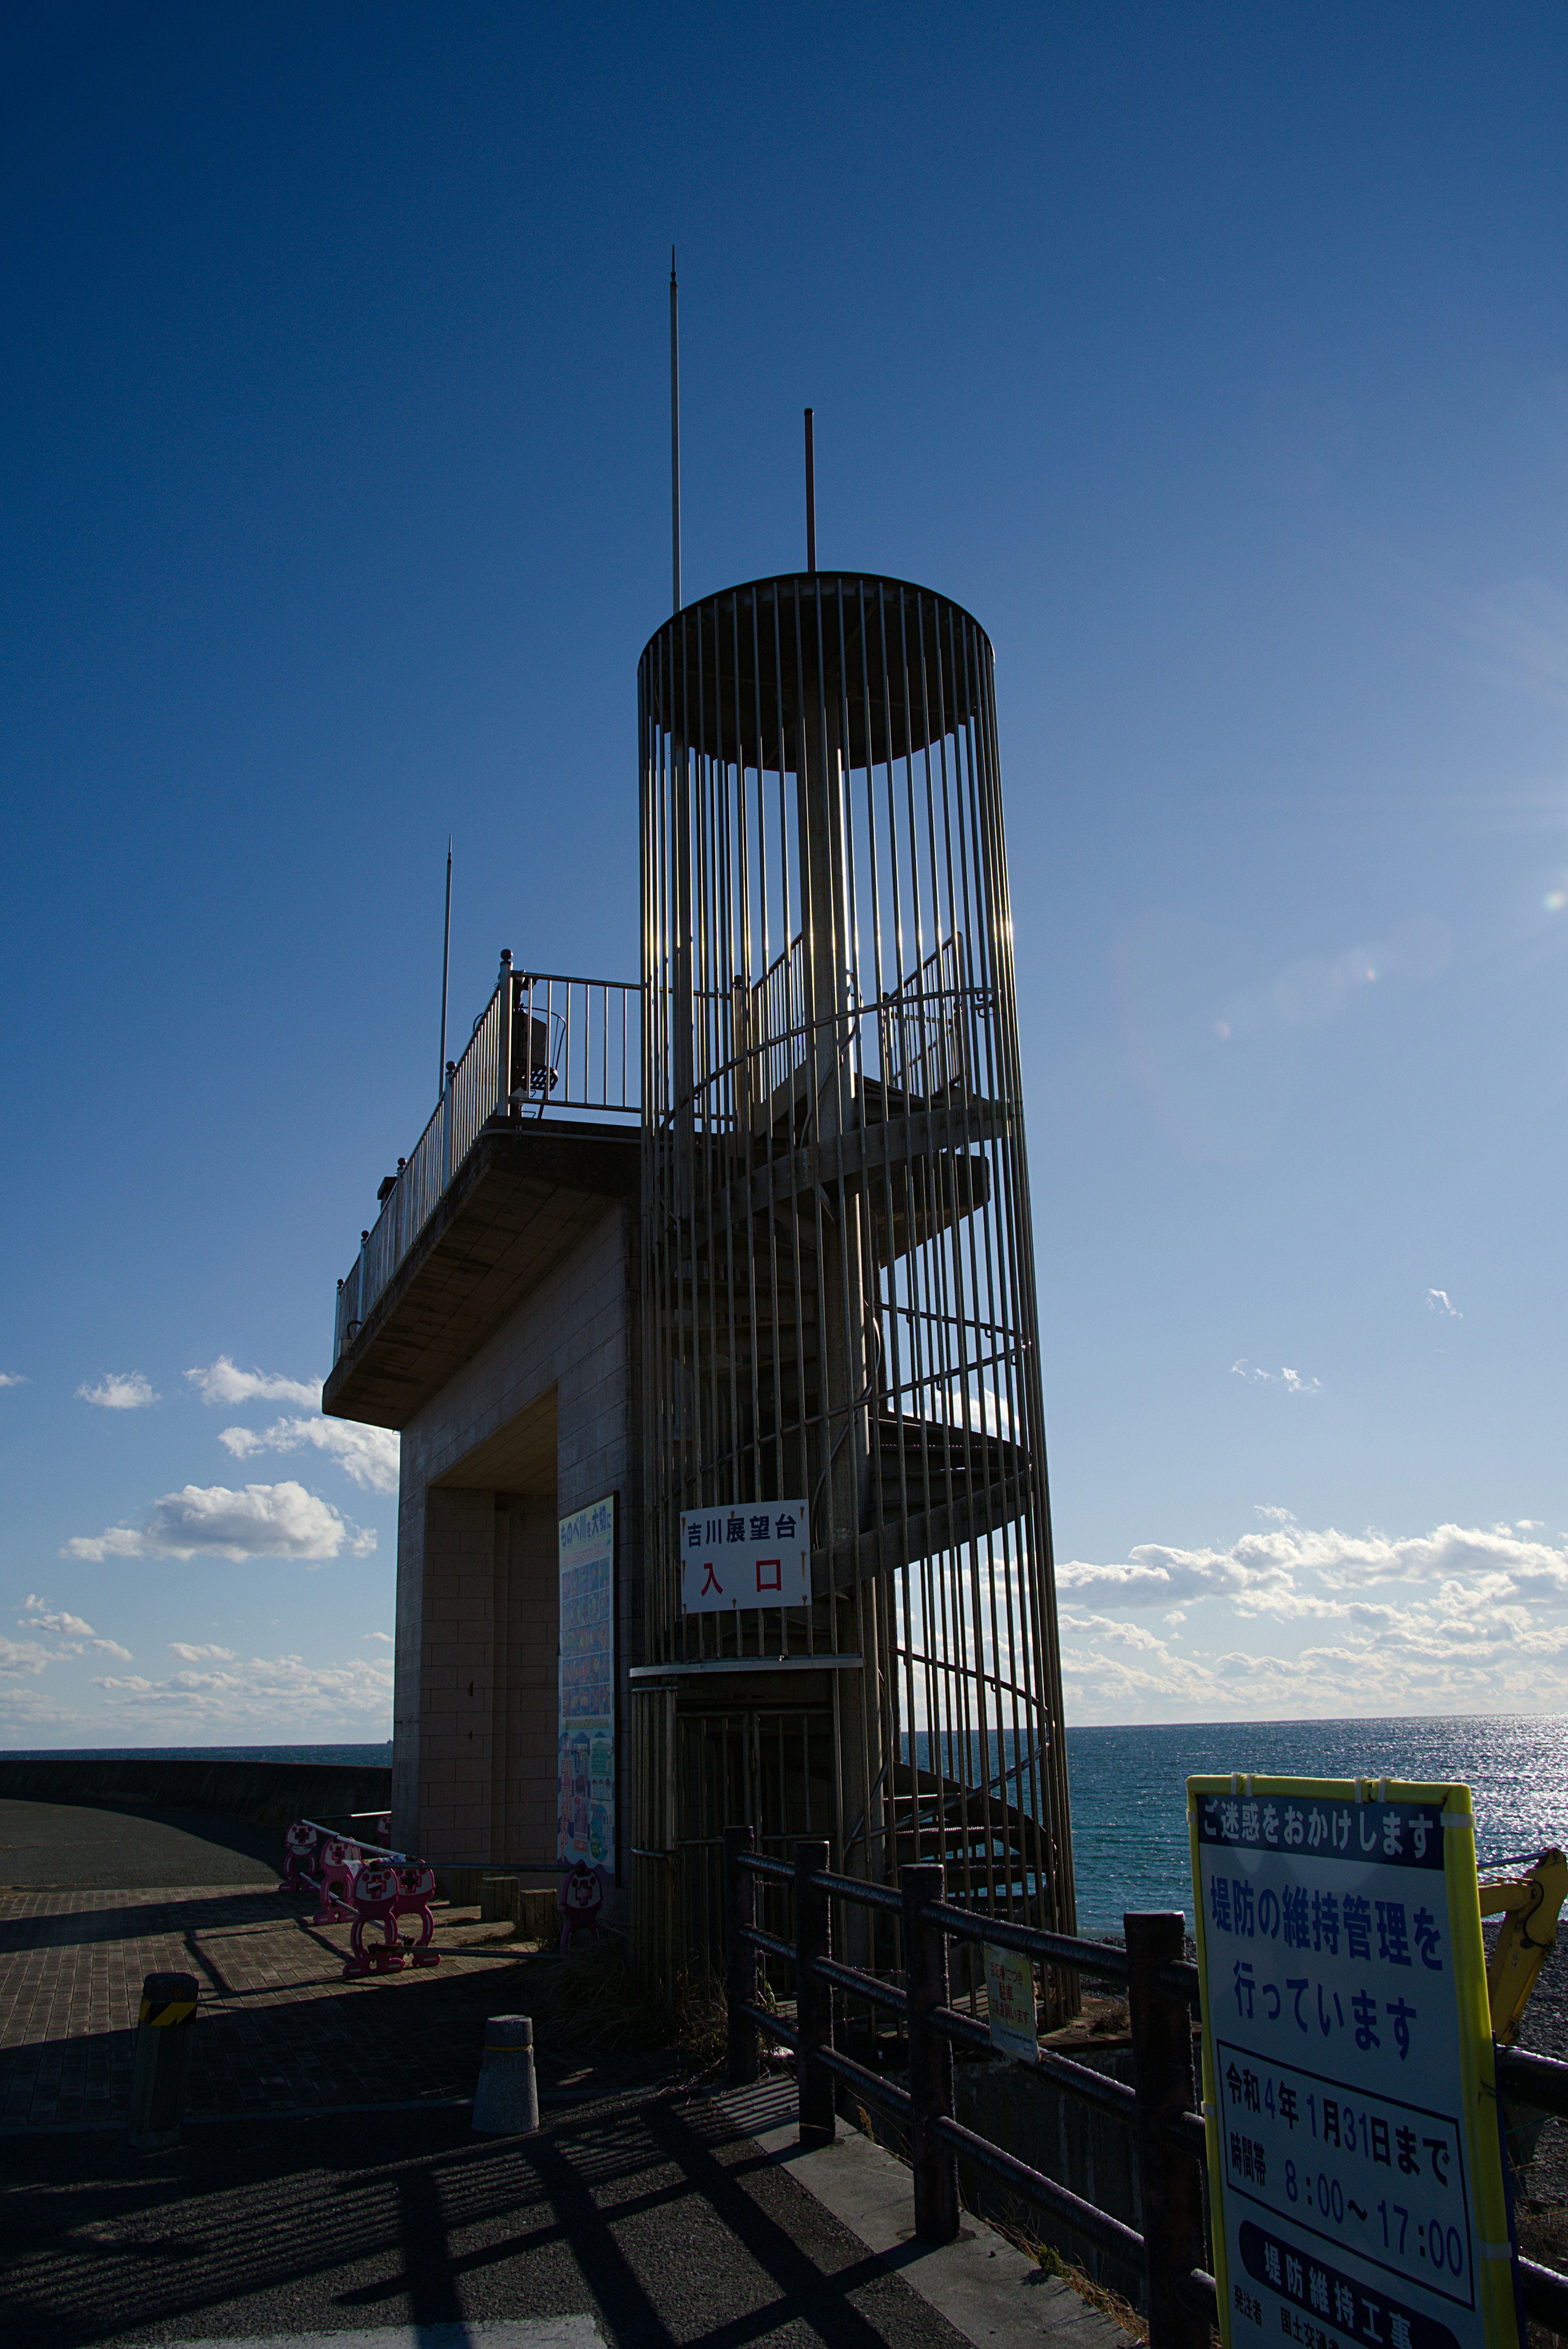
[{"xmin": 1189, "ymin": 1774, "xmax": 1518, "ymax": 2349}]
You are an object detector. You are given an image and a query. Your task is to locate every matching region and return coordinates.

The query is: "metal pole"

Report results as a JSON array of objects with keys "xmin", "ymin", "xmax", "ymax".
[
  {"xmin": 902, "ymin": 1862, "xmax": 960, "ymax": 2242},
  {"xmin": 1125, "ymin": 1911, "xmax": 1207, "ymax": 2349},
  {"xmin": 804, "ymin": 409, "xmax": 816, "ymax": 573},
  {"xmin": 795, "ymin": 1837, "xmax": 835, "ymax": 2144},
  {"xmin": 498, "ymin": 948, "xmax": 514, "ymax": 1120},
  {"xmin": 670, "ymin": 250, "xmax": 682, "ymax": 614},
  {"xmin": 724, "ymin": 1823, "xmax": 760, "ymax": 2086},
  {"xmin": 438, "ymin": 836, "xmax": 452, "ymax": 1101}
]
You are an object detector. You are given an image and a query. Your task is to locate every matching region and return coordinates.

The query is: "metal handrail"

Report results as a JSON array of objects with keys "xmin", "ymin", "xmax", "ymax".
[
  {"xmin": 723, "ymin": 1828, "xmax": 1568, "ymax": 2349},
  {"xmin": 334, "ymin": 956, "xmax": 640, "ymax": 1361}
]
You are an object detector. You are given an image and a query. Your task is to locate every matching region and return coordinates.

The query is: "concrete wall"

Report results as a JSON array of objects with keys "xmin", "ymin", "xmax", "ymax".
[
  {"xmin": 392, "ymin": 1195, "xmax": 640, "ymax": 1916},
  {"xmin": 0, "ymin": 1756, "xmax": 390, "ymax": 1827}
]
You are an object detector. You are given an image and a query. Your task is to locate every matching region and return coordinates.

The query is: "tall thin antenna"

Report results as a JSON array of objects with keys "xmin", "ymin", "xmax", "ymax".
[
  {"xmin": 438, "ymin": 836, "xmax": 452, "ymax": 1099},
  {"xmin": 669, "ymin": 248, "xmax": 682, "ymax": 613},
  {"xmin": 804, "ymin": 407, "xmax": 817, "ymax": 573}
]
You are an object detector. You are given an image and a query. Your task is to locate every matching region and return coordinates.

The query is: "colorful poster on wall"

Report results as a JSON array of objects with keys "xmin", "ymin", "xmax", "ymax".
[
  {"xmin": 1189, "ymin": 1773, "xmax": 1519, "ymax": 2349},
  {"xmin": 558, "ymin": 1495, "xmax": 615, "ymax": 1880}
]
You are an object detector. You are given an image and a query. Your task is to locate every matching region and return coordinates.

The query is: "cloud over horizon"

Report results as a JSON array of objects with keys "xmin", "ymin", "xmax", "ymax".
[
  {"xmin": 94, "ymin": 1649, "xmax": 394, "ymax": 1724},
  {"xmin": 1057, "ymin": 1513, "xmax": 1568, "ymax": 1722},
  {"xmin": 62, "ymin": 1480, "xmax": 374, "ymax": 1564}
]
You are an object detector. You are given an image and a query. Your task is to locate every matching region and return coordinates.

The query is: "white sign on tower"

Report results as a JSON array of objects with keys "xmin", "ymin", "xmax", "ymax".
[{"xmin": 680, "ymin": 1499, "xmax": 810, "ymax": 1615}]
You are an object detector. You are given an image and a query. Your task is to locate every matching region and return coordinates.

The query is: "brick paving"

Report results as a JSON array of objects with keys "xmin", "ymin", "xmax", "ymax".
[{"xmin": 0, "ymin": 1885, "xmax": 666, "ymax": 2130}]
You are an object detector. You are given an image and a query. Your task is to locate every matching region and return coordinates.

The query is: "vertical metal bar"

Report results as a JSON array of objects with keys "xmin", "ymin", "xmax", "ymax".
[
  {"xmin": 1125, "ymin": 1911, "xmax": 1207, "ymax": 2349},
  {"xmin": 795, "ymin": 1836, "xmax": 835, "ymax": 2145},
  {"xmin": 439, "ymin": 836, "xmax": 452, "ymax": 1101},
  {"xmin": 804, "ymin": 409, "xmax": 816, "ymax": 573},
  {"xmin": 902, "ymin": 1860, "xmax": 959, "ymax": 2242},
  {"xmin": 724, "ymin": 1823, "xmax": 759, "ymax": 2086},
  {"xmin": 670, "ymin": 252, "xmax": 681, "ymax": 615},
  {"xmin": 497, "ymin": 950, "xmax": 514, "ymax": 1120}
]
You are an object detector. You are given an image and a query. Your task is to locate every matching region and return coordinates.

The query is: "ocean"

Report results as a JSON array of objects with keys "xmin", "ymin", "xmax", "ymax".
[
  {"xmin": 1065, "ymin": 1715, "xmax": 1567, "ymax": 1930},
  {"xmin": 5, "ymin": 1720, "xmax": 1561, "ymax": 1930}
]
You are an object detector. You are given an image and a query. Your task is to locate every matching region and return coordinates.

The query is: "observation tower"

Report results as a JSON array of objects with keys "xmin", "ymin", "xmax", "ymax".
[{"xmin": 633, "ymin": 568, "xmax": 1075, "ymax": 1992}]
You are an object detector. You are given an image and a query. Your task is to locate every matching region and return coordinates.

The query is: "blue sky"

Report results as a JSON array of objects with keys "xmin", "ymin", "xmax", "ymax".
[{"xmin": 4, "ymin": 3, "xmax": 1568, "ymax": 1743}]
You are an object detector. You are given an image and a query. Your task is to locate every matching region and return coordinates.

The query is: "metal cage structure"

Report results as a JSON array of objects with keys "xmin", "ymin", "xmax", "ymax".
[{"xmin": 634, "ymin": 571, "xmax": 1075, "ymax": 2001}]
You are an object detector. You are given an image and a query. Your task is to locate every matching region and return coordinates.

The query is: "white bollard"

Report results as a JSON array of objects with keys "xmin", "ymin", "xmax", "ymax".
[{"xmin": 472, "ymin": 2012, "xmax": 539, "ymax": 2135}]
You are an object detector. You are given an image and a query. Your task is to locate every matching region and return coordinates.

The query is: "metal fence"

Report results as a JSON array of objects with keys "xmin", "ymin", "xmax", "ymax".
[
  {"xmin": 723, "ymin": 1828, "xmax": 1568, "ymax": 2349},
  {"xmin": 334, "ymin": 954, "xmax": 640, "ymax": 1363}
]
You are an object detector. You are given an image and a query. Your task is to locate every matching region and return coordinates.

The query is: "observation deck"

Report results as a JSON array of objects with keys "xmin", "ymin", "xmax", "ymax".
[{"xmin": 322, "ymin": 958, "xmax": 640, "ymax": 1429}]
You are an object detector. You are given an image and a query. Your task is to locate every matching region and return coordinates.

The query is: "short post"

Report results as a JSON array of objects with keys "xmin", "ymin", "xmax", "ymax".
[
  {"xmin": 480, "ymin": 1873, "xmax": 521, "ymax": 1926},
  {"xmin": 795, "ymin": 1837, "xmax": 835, "ymax": 2144},
  {"xmin": 724, "ymin": 1823, "xmax": 760, "ymax": 2086},
  {"xmin": 472, "ymin": 2013, "xmax": 539, "ymax": 2135},
  {"xmin": 128, "ymin": 1970, "xmax": 198, "ymax": 2151},
  {"xmin": 1125, "ymin": 1911, "xmax": 1207, "ymax": 2349},
  {"xmin": 902, "ymin": 1861, "xmax": 959, "ymax": 2242}
]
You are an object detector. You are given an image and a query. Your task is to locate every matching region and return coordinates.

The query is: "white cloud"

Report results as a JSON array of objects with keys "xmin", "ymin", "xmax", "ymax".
[
  {"xmin": 94, "ymin": 1649, "xmax": 394, "ymax": 1725},
  {"xmin": 365, "ymin": 1631, "xmax": 393, "ymax": 1645},
  {"xmin": 76, "ymin": 1371, "xmax": 160, "ymax": 1410},
  {"xmin": 1059, "ymin": 1518, "xmax": 1568, "ymax": 1610},
  {"xmin": 1254, "ymin": 1504, "xmax": 1296, "ymax": 1523},
  {"xmin": 1230, "ymin": 1360, "xmax": 1322, "ymax": 1394},
  {"xmin": 0, "ymin": 1637, "xmax": 52, "ymax": 1676},
  {"xmin": 62, "ymin": 1480, "xmax": 374, "ymax": 1564},
  {"xmin": 1059, "ymin": 1511, "xmax": 1568, "ymax": 1723},
  {"xmin": 1426, "ymin": 1288, "xmax": 1463, "ymax": 1318},
  {"xmin": 218, "ymin": 1414, "xmax": 399, "ymax": 1494},
  {"xmin": 0, "ymin": 1372, "xmax": 26, "ymax": 1388},
  {"xmin": 942, "ymin": 1383, "xmax": 1015, "ymax": 1440},
  {"xmin": 169, "ymin": 1642, "xmax": 238, "ymax": 1662},
  {"xmin": 20, "ymin": 1596, "xmax": 94, "ymax": 1638},
  {"xmin": 185, "ymin": 1358, "xmax": 321, "ymax": 1410},
  {"xmin": 17, "ymin": 1594, "xmax": 133, "ymax": 1661}
]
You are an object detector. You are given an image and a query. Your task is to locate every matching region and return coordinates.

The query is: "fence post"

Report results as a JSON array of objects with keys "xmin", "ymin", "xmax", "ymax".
[
  {"xmin": 902, "ymin": 1861, "xmax": 960, "ymax": 2242},
  {"xmin": 795, "ymin": 1837, "xmax": 835, "ymax": 2144},
  {"xmin": 1126, "ymin": 1910, "xmax": 1207, "ymax": 2349},
  {"xmin": 724, "ymin": 1823, "xmax": 760, "ymax": 2087}
]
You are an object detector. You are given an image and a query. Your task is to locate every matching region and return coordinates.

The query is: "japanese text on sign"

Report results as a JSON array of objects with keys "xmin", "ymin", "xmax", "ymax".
[
  {"xmin": 1190, "ymin": 1776, "xmax": 1515, "ymax": 2349},
  {"xmin": 679, "ymin": 1500, "xmax": 810, "ymax": 1614}
]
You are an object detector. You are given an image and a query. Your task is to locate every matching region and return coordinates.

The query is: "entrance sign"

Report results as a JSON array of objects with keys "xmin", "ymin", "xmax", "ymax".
[
  {"xmin": 680, "ymin": 1499, "xmax": 810, "ymax": 1614},
  {"xmin": 1189, "ymin": 1774, "xmax": 1518, "ymax": 2349},
  {"xmin": 558, "ymin": 1497, "xmax": 615, "ymax": 1877},
  {"xmin": 985, "ymin": 1942, "xmax": 1039, "ymax": 2065}
]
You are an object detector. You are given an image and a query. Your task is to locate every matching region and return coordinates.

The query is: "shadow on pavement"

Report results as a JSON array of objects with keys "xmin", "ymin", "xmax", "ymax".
[{"xmin": 0, "ymin": 2095, "xmax": 963, "ymax": 2349}]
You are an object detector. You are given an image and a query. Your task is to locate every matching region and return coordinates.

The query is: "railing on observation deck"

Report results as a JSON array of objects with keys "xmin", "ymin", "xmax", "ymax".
[{"xmin": 333, "ymin": 954, "xmax": 640, "ymax": 1365}]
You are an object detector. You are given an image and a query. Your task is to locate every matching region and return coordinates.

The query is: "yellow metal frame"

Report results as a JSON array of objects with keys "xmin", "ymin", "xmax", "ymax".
[{"xmin": 1188, "ymin": 1774, "xmax": 1519, "ymax": 2349}]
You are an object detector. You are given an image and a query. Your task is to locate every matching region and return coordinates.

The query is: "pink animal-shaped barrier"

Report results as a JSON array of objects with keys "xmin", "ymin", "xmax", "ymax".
[
  {"xmin": 312, "ymin": 1836, "xmax": 363, "ymax": 1923},
  {"xmin": 279, "ymin": 1819, "xmax": 320, "ymax": 1894},
  {"xmin": 559, "ymin": 1860, "xmax": 606, "ymax": 1953},
  {"xmin": 343, "ymin": 1858, "xmax": 440, "ymax": 1979}
]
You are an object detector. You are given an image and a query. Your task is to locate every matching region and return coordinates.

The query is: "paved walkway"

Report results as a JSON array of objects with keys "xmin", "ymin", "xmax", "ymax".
[
  {"xmin": 0, "ymin": 1883, "xmax": 664, "ymax": 2131},
  {"xmin": 0, "ymin": 1800, "xmax": 1138, "ymax": 2349}
]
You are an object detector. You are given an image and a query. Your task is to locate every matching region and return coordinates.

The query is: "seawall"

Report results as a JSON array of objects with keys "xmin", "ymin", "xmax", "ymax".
[{"xmin": 0, "ymin": 1755, "xmax": 392, "ymax": 1828}]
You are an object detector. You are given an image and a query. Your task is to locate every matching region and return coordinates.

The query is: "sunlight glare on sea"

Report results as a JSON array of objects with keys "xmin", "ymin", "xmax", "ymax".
[{"xmin": 1066, "ymin": 1715, "xmax": 1568, "ymax": 1930}]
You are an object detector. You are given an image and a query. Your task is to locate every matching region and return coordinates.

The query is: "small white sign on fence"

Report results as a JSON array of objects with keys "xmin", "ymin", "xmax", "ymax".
[
  {"xmin": 680, "ymin": 1500, "xmax": 811, "ymax": 1614},
  {"xmin": 985, "ymin": 1942, "xmax": 1039, "ymax": 2064}
]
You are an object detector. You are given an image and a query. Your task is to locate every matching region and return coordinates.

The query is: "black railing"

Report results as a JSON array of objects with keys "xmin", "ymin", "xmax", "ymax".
[{"xmin": 722, "ymin": 1827, "xmax": 1568, "ymax": 2349}]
